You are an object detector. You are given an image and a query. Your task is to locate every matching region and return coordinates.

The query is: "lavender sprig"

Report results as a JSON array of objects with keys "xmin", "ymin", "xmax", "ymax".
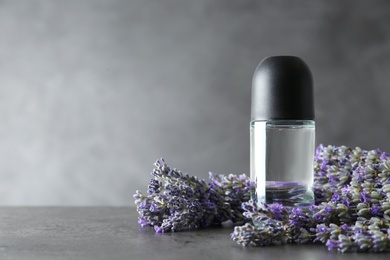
[{"xmin": 133, "ymin": 159, "xmax": 254, "ymax": 232}]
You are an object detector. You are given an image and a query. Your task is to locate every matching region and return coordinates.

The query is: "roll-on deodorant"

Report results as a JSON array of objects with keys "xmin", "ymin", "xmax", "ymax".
[{"xmin": 250, "ymin": 56, "xmax": 315, "ymax": 207}]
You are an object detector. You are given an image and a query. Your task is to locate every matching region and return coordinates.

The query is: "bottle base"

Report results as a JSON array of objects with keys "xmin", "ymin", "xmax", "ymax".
[
  {"xmin": 251, "ymin": 181, "xmax": 314, "ymax": 207},
  {"xmin": 266, "ymin": 181, "xmax": 314, "ymax": 207}
]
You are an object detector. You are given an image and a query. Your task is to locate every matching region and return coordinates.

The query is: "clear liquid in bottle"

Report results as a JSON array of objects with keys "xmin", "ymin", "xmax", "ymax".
[{"xmin": 250, "ymin": 120, "xmax": 315, "ymax": 207}]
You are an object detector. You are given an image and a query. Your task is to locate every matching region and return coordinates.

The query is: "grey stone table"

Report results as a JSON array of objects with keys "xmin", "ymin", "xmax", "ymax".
[{"xmin": 1, "ymin": 207, "xmax": 390, "ymax": 260}]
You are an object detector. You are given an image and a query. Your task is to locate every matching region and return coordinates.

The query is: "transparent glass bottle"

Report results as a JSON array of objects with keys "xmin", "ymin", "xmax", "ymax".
[
  {"xmin": 250, "ymin": 120, "xmax": 315, "ymax": 206},
  {"xmin": 250, "ymin": 56, "xmax": 315, "ymax": 207}
]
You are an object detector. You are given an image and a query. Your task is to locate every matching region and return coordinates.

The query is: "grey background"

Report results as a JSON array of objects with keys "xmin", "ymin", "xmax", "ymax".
[{"xmin": 0, "ymin": 0, "xmax": 389, "ymax": 205}]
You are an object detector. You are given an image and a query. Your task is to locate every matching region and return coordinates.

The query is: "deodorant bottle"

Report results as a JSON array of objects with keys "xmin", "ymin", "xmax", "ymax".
[{"xmin": 250, "ymin": 56, "xmax": 315, "ymax": 207}]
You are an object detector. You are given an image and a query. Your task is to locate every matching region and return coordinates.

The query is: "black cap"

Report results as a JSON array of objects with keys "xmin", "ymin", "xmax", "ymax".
[{"xmin": 251, "ymin": 56, "xmax": 314, "ymax": 121}]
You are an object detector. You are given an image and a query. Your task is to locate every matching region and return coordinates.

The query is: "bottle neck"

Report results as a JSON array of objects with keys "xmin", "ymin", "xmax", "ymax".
[{"xmin": 251, "ymin": 120, "xmax": 315, "ymax": 126}]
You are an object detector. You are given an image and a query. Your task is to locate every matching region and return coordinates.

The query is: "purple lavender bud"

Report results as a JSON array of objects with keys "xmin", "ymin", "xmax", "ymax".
[
  {"xmin": 268, "ymin": 203, "xmax": 288, "ymax": 221},
  {"xmin": 154, "ymin": 225, "xmax": 165, "ymax": 233},
  {"xmin": 325, "ymin": 239, "xmax": 340, "ymax": 251}
]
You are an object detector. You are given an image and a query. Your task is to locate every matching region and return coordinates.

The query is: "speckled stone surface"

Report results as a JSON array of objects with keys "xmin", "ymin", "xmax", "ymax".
[{"xmin": 1, "ymin": 207, "xmax": 390, "ymax": 259}]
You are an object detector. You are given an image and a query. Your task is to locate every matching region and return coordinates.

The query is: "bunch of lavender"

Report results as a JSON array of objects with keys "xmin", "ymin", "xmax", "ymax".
[
  {"xmin": 231, "ymin": 145, "xmax": 390, "ymax": 253},
  {"xmin": 134, "ymin": 145, "xmax": 390, "ymax": 252},
  {"xmin": 310, "ymin": 145, "xmax": 390, "ymax": 252},
  {"xmin": 133, "ymin": 159, "xmax": 253, "ymax": 232}
]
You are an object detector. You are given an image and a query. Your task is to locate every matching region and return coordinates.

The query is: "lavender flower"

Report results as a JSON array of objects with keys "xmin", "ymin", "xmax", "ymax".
[
  {"xmin": 289, "ymin": 207, "xmax": 315, "ymax": 228},
  {"xmin": 326, "ymin": 234, "xmax": 352, "ymax": 253},
  {"xmin": 325, "ymin": 238, "xmax": 340, "ymax": 251},
  {"xmin": 231, "ymin": 221, "xmax": 286, "ymax": 246}
]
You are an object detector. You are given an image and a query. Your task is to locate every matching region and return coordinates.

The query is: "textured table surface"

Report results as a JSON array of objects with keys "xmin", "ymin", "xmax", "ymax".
[{"xmin": 1, "ymin": 207, "xmax": 390, "ymax": 260}]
